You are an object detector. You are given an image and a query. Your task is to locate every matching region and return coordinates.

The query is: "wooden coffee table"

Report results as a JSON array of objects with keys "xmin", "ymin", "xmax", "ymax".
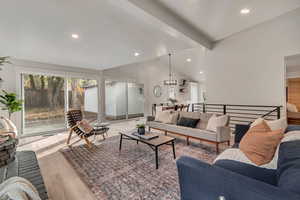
[{"xmin": 119, "ymin": 130, "xmax": 176, "ymax": 169}]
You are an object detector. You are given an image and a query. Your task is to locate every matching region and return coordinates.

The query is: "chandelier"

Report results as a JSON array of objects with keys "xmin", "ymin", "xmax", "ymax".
[{"xmin": 164, "ymin": 53, "xmax": 177, "ymax": 86}]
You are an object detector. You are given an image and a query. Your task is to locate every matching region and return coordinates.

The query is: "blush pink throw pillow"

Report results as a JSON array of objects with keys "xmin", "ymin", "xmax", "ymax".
[
  {"xmin": 240, "ymin": 121, "xmax": 284, "ymax": 166},
  {"xmin": 77, "ymin": 120, "xmax": 93, "ymax": 133}
]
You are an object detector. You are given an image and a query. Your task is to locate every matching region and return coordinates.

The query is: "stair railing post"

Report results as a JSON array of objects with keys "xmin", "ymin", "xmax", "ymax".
[
  {"xmin": 277, "ymin": 106, "xmax": 281, "ymax": 119},
  {"xmin": 223, "ymin": 105, "xmax": 227, "ymax": 115},
  {"xmin": 152, "ymin": 104, "xmax": 156, "ymax": 116},
  {"xmin": 203, "ymin": 103, "xmax": 206, "ymax": 113}
]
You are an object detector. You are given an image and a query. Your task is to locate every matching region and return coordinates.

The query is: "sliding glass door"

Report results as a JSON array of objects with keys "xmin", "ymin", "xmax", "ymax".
[
  {"xmin": 105, "ymin": 81, "xmax": 144, "ymax": 121},
  {"xmin": 68, "ymin": 78, "xmax": 98, "ymax": 121},
  {"xmin": 23, "ymin": 74, "xmax": 66, "ymax": 135},
  {"xmin": 22, "ymin": 73, "xmax": 99, "ymax": 135},
  {"xmin": 105, "ymin": 81, "xmax": 127, "ymax": 120},
  {"xmin": 127, "ymin": 83, "xmax": 144, "ymax": 119}
]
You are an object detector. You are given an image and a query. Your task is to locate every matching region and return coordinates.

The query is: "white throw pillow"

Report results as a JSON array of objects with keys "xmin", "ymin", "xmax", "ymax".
[
  {"xmin": 169, "ymin": 112, "xmax": 179, "ymax": 124},
  {"xmin": 251, "ymin": 118, "xmax": 287, "ymax": 131},
  {"xmin": 155, "ymin": 111, "xmax": 173, "ymax": 124},
  {"xmin": 206, "ymin": 115, "xmax": 228, "ymax": 132},
  {"xmin": 287, "ymin": 102, "xmax": 298, "ymax": 112}
]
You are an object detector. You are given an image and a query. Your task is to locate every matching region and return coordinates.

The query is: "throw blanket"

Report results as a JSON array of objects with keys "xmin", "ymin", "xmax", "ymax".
[
  {"xmin": 0, "ymin": 177, "xmax": 41, "ymax": 200},
  {"xmin": 214, "ymin": 131, "xmax": 300, "ymax": 169}
]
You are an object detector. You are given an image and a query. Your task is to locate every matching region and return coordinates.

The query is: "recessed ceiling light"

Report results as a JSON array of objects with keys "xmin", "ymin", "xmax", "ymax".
[
  {"xmin": 240, "ymin": 8, "xmax": 250, "ymax": 15},
  {"xmin": 186, "ymin": 58, "xmax": 192, "ymax": 62},
  {"xmin": 199, "ymin": 71, "xmax": 204, "ymax": 74},
  {"xmin": 71, "ymin": 34, "xmax": 79, "ymax": 39},
  {"xmin": 134, "ymin": 52, "xmax": 140, "ymax": 57}
]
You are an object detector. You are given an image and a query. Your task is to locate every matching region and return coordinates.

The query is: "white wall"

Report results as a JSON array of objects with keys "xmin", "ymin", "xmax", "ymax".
[
  {"xmin": 205, "ymin": 8, "xmax": 300, "ymax": 105},
  {"xmin": 175, "ymin": 9, "xmax": 300, "ymax": 106}
]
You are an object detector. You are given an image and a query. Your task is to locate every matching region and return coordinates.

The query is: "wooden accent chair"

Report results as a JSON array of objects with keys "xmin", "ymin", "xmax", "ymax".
[{"xmin": 66, "ymin": 110, "xmax": 108, "ymax": 148}]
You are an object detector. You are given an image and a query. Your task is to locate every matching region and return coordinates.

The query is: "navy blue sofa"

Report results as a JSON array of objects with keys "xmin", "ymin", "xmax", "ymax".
[{"xmin": 176, "ymin": 125, "xmax": 300, "ymax": 200}]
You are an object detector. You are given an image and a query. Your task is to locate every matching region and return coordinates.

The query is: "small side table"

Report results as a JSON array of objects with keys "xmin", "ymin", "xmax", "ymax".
[{"xmin": 93, "ymin": 122, "xmax": 110, "ymax": 140}]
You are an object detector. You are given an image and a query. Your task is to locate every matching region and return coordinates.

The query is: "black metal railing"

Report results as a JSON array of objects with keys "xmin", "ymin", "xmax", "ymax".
[
  {"xmin": 152, "ymin": 103, "xmax": 282, "ymax": 129},
  {"xmin": 192, "ymin": 103, "xmax": 282, "ymax": 129}
]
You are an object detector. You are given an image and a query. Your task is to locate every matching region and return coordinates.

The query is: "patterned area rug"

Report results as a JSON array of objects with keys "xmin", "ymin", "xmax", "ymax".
[{"xmin": 61, "ymin": 135, "xmax": 217, "ymax": 200}]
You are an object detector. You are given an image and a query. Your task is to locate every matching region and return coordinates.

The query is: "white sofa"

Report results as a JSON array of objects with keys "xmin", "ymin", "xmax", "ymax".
[{"xmin": 146, "ymin": 111, "xmax": 231, "ymax": 153}]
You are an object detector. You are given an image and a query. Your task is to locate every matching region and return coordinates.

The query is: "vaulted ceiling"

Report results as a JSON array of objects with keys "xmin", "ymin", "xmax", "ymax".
[
  {"xmin": 1, "ymin": 0, "xmax": 300, "ymax": 69},
  {"xmin": 156, "ymin": 0, "xmax": 300, "ymax": 41}
]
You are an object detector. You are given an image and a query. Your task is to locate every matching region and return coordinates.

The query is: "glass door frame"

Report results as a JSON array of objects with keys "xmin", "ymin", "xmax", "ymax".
[
  {"xmin": 67, "ymin": 76, "xmax": 100, "ymax": 123},
  {"xmin": 104, "ymin": 79, "xmax": 145, "ymax": 121},
  {"xmin": 18, "ymin": 70, "xmax": 100, "ymax": 137}
]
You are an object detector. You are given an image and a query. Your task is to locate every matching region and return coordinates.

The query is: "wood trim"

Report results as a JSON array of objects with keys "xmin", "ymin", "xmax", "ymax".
[
  {"xmin": 288, "ymin": 78, "xmax": 300, "ymax": 111},
  {"xmin": 66, "ymin": 129, "xmax": 73, "ymax": 145},
  {"xmin": 150, "ymin": 127, "xmax": 229, "ymax": 153},
  {"xmin": 66, "ymin": 128, "xmax": 93, "ymax": 149}
]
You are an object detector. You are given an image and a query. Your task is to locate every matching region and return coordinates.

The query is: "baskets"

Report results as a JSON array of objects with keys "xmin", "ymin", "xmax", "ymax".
[{"xmin": 0, "ymin": 136, "xmax": 18, "ymax": 167}]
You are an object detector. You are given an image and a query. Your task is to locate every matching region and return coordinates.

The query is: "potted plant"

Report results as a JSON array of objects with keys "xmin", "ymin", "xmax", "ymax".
[
  {"xmin": 136, "ymin": 124, "xmax": 146, "ymax": 135},
  {"xmin": 0, "ymin": 90, "xmax": 23, "ymax": 119}
]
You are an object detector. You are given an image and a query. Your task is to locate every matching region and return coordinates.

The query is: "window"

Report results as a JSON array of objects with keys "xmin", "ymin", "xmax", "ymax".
[
  {"xmin": 105, "ymin": 81, "xmax": 144, "ymax": 121},
  {"xmin": 23, "ymin": 74, "xmax": 66, "ymax": 134},
  {"xmin": 22, "ymin": 73, "xmax": 99, "ymax": 135},
  {"xmin": 68, "ymin": 78, "xmax": 98, "ymax": 122}
]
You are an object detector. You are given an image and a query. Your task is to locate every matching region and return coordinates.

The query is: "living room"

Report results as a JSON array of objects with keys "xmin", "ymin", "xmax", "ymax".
[{"xmin": 1, "ymin": 0, "xmax": 300, "ymax": 200}]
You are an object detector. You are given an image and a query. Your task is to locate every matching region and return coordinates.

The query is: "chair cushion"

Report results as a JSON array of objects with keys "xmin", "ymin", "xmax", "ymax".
[
  {"xmin": 77, "ymin": 120, "xmax": 93, "ymax": 133},
  {"xmin": 177, "ymin": 117, "xmax": 199, "ymax": 128},
  {"xmin": 240, "ymin": 121, "xmax": 284, "ymax": 166},
  {"xmin": 277, "ymin": 140, "xmax": 300, "ymax": 196},
  {"xmin": 214, "ymin": 159, "xmax": 277, "ymax": 186}
]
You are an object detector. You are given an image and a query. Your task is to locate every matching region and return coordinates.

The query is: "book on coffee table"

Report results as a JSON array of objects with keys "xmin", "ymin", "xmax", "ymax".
[{"xmin": 132, "ymin": 132, "xmax": 159, "ymax": 140}]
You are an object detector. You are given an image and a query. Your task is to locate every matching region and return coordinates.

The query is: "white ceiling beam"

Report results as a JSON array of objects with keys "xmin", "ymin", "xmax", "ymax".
[{"xmin": 128, "ymin": 0, "xmax": 213, "ymax": 50}]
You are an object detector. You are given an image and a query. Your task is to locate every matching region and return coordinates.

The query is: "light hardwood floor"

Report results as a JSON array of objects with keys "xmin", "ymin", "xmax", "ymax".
[
  {"xmin": 38, "ymin": 152, "xmax": 95, "ymax": 200},
  {"xmin": 18, "ymin": 119, "xmax": 143, "ymax": 200},
  {"xmin": 18, "ymin": 118, "xmax": 231, "ymax": 200}
]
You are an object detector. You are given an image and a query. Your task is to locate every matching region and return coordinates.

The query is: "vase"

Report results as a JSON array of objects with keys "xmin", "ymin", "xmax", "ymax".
[{"xmin": 138, "ymin": 127, "xmax": 145, "ymax": 135}]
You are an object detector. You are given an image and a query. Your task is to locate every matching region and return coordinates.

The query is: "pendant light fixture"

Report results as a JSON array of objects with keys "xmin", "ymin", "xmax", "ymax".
[{"xmin": 164, "ymin": 53, "xmax": 177, "ymax": 86}]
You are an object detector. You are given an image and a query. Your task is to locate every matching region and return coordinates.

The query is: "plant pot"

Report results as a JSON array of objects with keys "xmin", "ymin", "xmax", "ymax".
[{"xmin": 138, "ymin": 127, "xmax": 145, "ymax": 135}]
